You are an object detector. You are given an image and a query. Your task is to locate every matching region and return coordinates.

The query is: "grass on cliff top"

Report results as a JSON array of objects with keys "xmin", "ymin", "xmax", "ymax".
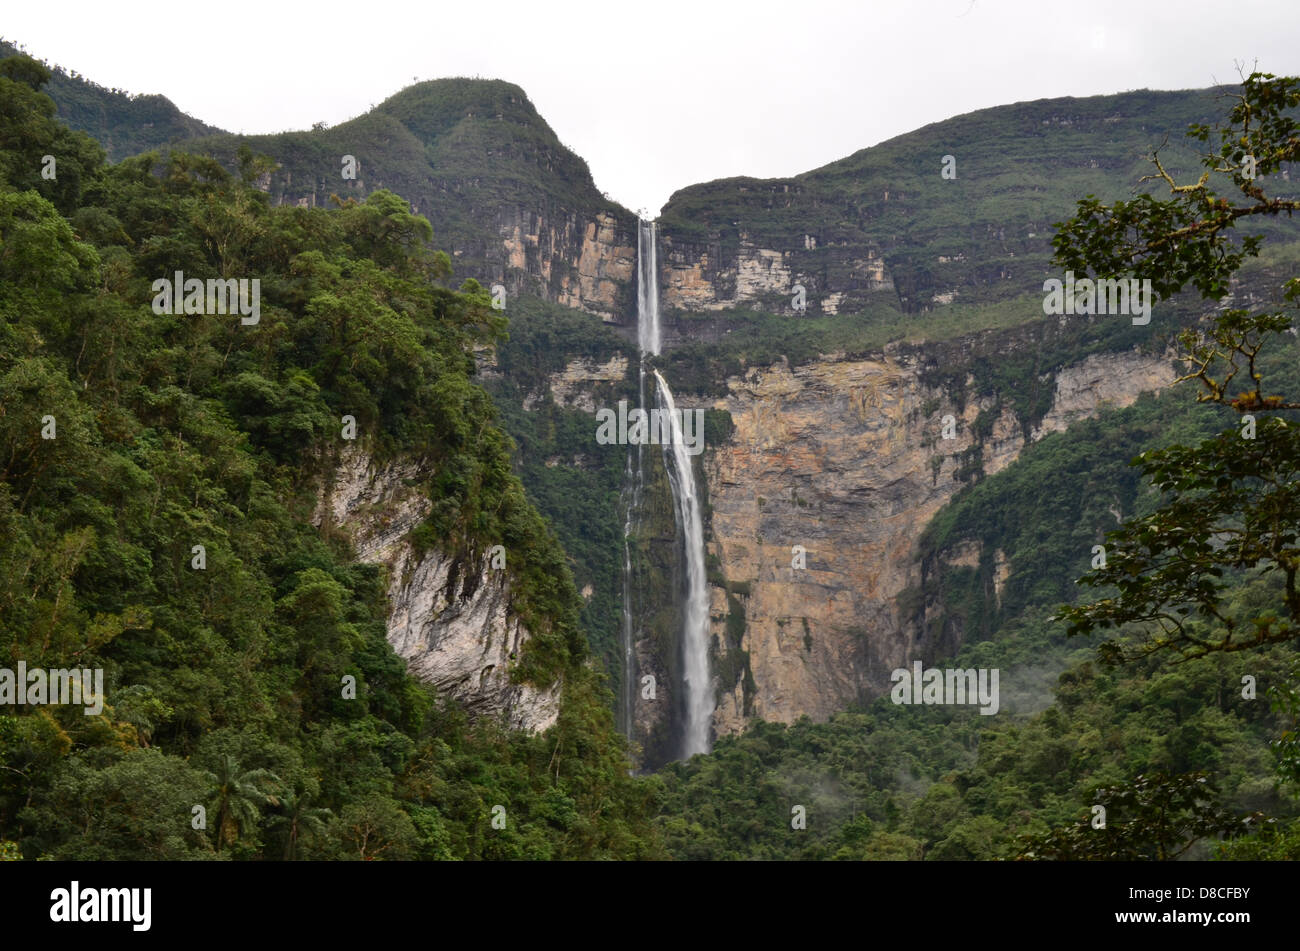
[
  {"xmin": 658, "ymin": 286, "xmax": 1152, "ymax": 396},
  {"xmin": 659, "ymin": 85, "xmax": 1300, "ymax": 314}
]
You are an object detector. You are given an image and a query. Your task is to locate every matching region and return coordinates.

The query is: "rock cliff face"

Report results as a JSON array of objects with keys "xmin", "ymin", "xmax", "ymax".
[
  {"xmin": 660, "ymin": 231, "xmax": 892, "ymax": 313},
  {"xmin": 523, "ymin": 355, "xmax": 630, "ymax": 412},
  {"xmin": 499, "ymin": 209, "xmax": 637, "ymax": 323},
  {"xmin": 516, "ymin": 330, "xmax": 1177, "ymax": 750},
  {"xmin": 314, "ymin": 446, "xmax": 560, "ymax": 731},
  {"xmin": 697, "ymin": 344, "xmax": 1177, "ymax": 737},
  {"xmin": 270, "ymin": 184, "xmax": 640, "ymax": 326},
  {"xmin": 1032, "ymin": 349, "xmax": 1176, "ymax": 439}
]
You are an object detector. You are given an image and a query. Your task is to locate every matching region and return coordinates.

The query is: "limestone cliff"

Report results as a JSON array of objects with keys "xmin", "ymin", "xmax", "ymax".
[
  {"xmin": 698, "ymin": 344, "xmax": 1177, "ymax": 737},
  {"xmin": 313, "ymin": 446, "xmax": 560, "ymax": 731},
  {"xmin": 1032, "ymin": 350, "xmax": 1176, "ymax": 439},
  {"xmin": 523, "ymin": 355, "xmax": 630, "ymax": 412},
  {"xmin": 498, "ymin": 209, "xmax": 637, "ymax": 323},
  {"xmin": 660, "ymin": 229, "xmax": 891, "ymax": 315},
  {"xmin": 515, "ymin": 329, "xmax": 1177, "ymax": 751}
]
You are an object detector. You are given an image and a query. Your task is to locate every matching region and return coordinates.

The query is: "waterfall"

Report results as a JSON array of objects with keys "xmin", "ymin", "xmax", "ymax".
[
  {"xmin": 618, "ymin": 220, "xmax": 656, "ymax": 738},
  {"xmin": 652, "ymin": 369, "xmax": 713, "ymax": 758},
  {"xmin": 618, "ymin": 365, "xmax": 647, "ymax": 739},
  {"xmin": 619, "ymin": 218, "xmax": 713, "ymax": 758},
  {"xmin": 637, "ymin": 220, "xmax": 660, "ymax": 356}
]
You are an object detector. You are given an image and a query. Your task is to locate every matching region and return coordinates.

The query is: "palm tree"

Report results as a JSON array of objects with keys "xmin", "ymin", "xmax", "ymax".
[
  {"xmin": 270, "ymin": 788, "xmax": 333, "ymax": 860},
  {"xmin": 203, "ymin": 755, "xmax": 280, "ymax": 852}
]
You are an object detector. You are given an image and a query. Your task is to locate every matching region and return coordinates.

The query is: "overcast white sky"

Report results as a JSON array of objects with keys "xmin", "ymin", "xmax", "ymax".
[{"xmin": 5, "ymin": 1, "xmax": 1298, "ymax": 215}]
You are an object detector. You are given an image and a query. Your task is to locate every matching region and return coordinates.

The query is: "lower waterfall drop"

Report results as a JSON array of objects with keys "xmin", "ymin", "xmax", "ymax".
[{"xmin": 653, "ymin": 369, "xmax": 713, "ymax": 758}]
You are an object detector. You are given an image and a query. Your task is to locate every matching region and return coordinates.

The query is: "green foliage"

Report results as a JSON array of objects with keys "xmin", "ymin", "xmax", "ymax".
[
  {"xmin": 655, "ymin": 608, "xmax": 1297, "ymax": 860},
  {"xmin": 480, "ymin": 295, "xmax": 633, "ymax": 677},
  {"xmin": 1015, "ymin": 772, "xmax": 1257, "ymax": 860},
  {"xmin": 0, "ymin": 70, "xmax": 662, "ymax": 861},
  {"xmin": 0, "ymin": 40, "xmax": 221, "ymax": 161},
  {"xmin": 918, "ymin": 388, "xmax": 1231, "ymax": 641},
  {"xmin": 1052, "ymin": 73, "xmax": 1300, "ymax": 663}
]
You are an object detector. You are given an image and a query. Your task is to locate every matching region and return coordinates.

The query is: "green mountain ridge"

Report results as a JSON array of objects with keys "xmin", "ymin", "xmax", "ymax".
[
  {"xmin": 5, "ymin": 41, "xmax": 1300, "ymax": 861},
  {"xmin": 20, "ymin": 36, "xmax": 1291, "ymax": 342},
  {"xmin": 0, "ymin": 38, "xmax": 225, "ymax": 160}
]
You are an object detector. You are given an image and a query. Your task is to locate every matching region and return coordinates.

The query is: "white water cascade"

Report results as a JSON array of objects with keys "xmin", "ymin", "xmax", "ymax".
[
  {"xmin": 620, "ymin": 219, "xmax": 713, "ymax": 758},
  {"xmin": 637, "ymin": 220, "xmax": 660, "ymax": 356},
  {"xmin": 651, "ymin": 369, "xmax": 713, "ymax": 757}
]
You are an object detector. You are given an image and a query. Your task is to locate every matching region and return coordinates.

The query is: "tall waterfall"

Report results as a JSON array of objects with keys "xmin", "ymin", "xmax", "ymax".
[
  {"xmin": 620, "ymin": 219, "xmax": 713, "ymax": 758},
  {"xmin": 652, "ymin": 369, "xmax": 713, "ymax": 757}
]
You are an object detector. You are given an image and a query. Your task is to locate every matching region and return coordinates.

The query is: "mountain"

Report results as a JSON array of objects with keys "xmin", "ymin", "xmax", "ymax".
[
  {"xmin": 8, "ymin": 43, "xmax": 1299, "ymax": 859},
  {"xmin": 0, "ymin": 39, "xmax": 224, "ymax": 159},
  {"xmin": 82, "ymin": 67, "xmax": 1292, "ymax": 762},
  {"xmin": 181, "ymin": 79, "xmax": 640, "ymax": 322}
]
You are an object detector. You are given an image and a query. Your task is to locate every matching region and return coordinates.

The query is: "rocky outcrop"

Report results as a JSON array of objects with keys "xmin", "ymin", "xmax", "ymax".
[
  {"xmin": 695, "ymin": 344, "xmax": 1175, "ymax": 737},
  {"xmin": 658, "ymin": 229, "xmax": 892, "ymax": 321},
  {"xmin": 700, "ymin": 352, "xmax": 967, "ymax": 735},
  {"xmin": 314, "ymin": 446, "xmax": 560, "ymax": 731},
  {"xmin": 496, "ymin": 208, "xmax": 637, "ymax": 323},
  {"xmin": 523, "ymin": 355, "xmax": 630, "ymax": 412},
  {"xmin": 513, "ymin": 326, "xmax": 1177, "ymax": 749},
  {"xmin": 1032, "ymin": 349, "xmax": 1177, "ymax": 439}
]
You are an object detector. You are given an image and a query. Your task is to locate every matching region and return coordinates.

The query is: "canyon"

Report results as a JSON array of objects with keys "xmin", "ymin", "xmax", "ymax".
[
  {"xmin": 533, "ymin": 334, "xmax": 1177, "ymax": 751},
  {"xmin": 129, "ymin": 73, "xmax": 1227, "ymax": 760}
]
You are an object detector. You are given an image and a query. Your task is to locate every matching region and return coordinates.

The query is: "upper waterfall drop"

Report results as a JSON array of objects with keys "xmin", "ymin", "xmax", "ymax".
[{"xmin": 637, "ymin": 220, "xmax": 660, "ymax": 356}]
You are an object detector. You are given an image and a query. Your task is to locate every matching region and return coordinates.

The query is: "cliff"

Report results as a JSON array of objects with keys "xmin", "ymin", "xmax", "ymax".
[
  {"xmin": 180, "ymin": 80, "xmax": 642, "ymax": 324},
  {"xmin": 654, "ymin": 86, "xmax": 1235, "ymax": 333},
  {"xmin": 512, "ymin": 325, "xmax": 1178, "ymax": 755},
  {"xmin": 698, "ymin": 342, "xmax": 1177, "ymax": 736},
  {"xmin": 314, "ymin": 445, "xmax": 560, "ymax": 731}
]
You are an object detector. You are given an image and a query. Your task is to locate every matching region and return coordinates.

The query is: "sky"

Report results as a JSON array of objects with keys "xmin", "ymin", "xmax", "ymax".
[{"xmin": 4, "ymin": 0, "xmax": 1298, "ymax": 216}]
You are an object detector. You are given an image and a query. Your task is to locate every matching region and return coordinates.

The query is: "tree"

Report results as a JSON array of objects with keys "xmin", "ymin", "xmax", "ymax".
[
  {"xmin": 327, "ymin": 793, "xmax": 418, "ymax": 861},
  {"xmin": 1015, "ymin": 771, "xmax": 1258, "ymax": 860},
  {"xmin": 0, "ymin": 53, "xmax": 51, "ymax": 91},
  {"xmin": 22, "ymin": 749, "xmax": 213, "ymax": 860},
  {"xmin": 1052, "ymin": 71, "xmax": 1300, "ymax": 663},
  {"xmin": 269, "ymin": 786, "xmax": 332, "ymax": 860},
  {"xmin": 0, "ymin": 58, "xmax": 105, "ymax": 213},
  {"xmin": 202, "ymin": 755, "xmax": 279, "ymax": 852}
]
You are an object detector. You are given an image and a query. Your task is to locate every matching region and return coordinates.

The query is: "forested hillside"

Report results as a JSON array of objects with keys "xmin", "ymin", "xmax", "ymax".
[
  {"xmin": 0, "ymin": 39, "xmax": 222, "ymax": 160},
  {"xmin": 0, "ymin": 54, "xmax": 661, "ymax": 860}
]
